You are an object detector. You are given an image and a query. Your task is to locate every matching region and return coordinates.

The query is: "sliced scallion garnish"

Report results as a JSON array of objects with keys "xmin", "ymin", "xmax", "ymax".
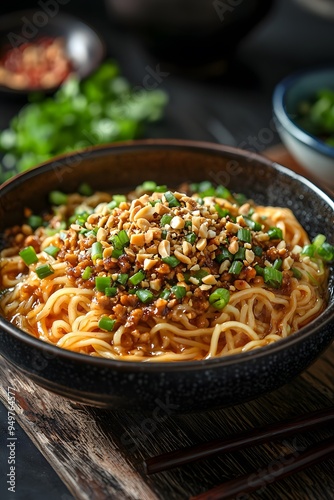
[
  {"xmin": 95, "ymin": 276, "xmax": 112, "ymax": 292},
  {"xmin": 43, "ymin": 245, "xmax": 60, "ymax": 258},
  {"xmin": 27, "ymin": 215, "xmax": 43, "ymax": 229},
  {"xmin": 35, "ymin": 263, "xmax": 54, "ymax": 279},
  {"xmin": 117, "ymin": 273, "xmax": 128, "ymax": 286},
  {"xmin": 49, "ymin": 190, "xmax": 68, "ymax": 206},
  {"xmin": 237, "ymin": 228, "xmax": 251, "ymax": 244},
  {"xmin": 164, "ymin": 191, "xmax": 180, "ymax": 207},
  {"xmin": 209, "ymin": 288, "xmax": 230, "ymax": 310},
  {"xmin": 263, "ymin": 267, "xmax": 283, "ymax": 288},
  {"xmin": 136, "ymin": 289, "xmax": 154, "ymax": 303},
  {"xmin": 160, "ymin": 214, "xmax": 172, "ymax": 226},
  {"xmin": 162, "ymin": 256, "xmax": 180, "ymax": 268},
  {"xmin": 129, "ymin": 270, "xmax": 146, "ymax": 286},
  {"xmin": 229, "ymin": 261, "xmax": 243, "ymax": 275},
  {"xmin": 268, "ymin": 227, "xmax": 283, "ymax": 240},
  {"xmin": 171, "ymin": 285, "xmax": 186, "ymax": 300},
  {"xmin": 185, "ymin": 232, "xmax": 196, "ymax": 245},
  {"xmin": 82, "ymin": 266, "xmax": 92, "ymax": 280},
  {"xmin": 91, "ymin": 241, "xmax": 103, "ymax": 262},
  {"xmin": 19, "ymin": 246, "xmax": 38, "ymax": 265},
  {"xmin": 98, "ymin": 316, "xmax": 116, "ymax": 331}
]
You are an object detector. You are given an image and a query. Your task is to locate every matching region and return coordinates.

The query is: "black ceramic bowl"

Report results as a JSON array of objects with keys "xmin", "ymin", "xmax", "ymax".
[
  {"xmin": 0, "ymin": 10, "xmax": 105, "ymax": 94},
  {"xmin": 0, "ymin": 140, "xmax": 333, "ymax": 412}
]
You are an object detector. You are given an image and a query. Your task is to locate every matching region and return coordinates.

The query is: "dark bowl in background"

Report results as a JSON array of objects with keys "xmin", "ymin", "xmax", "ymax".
[
  {"xmin": 105, "ymin": 0, "xmax": 274, "ymax": 70},
  {"xmin": 0, "ymin": 10, "xmax": 105, "ymax": 94},
  {"xmin": 0, "ymin": 140, "xmax": 333, "ymax": 412}
]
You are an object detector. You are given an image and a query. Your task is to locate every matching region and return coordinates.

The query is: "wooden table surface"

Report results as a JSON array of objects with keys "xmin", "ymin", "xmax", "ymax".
[{"xmin": 0, "ymin": 147, "xmax": 333, "ymax": 500}]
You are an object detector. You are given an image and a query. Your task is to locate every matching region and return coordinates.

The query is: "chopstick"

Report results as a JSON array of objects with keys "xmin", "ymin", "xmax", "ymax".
[
  {"xmin": 190, "ymin": 437, "xmax": 334, "ymax": 500},
  {"xmin": 143, "ymin": 406, "xmax": 334, "ymax": 475}
]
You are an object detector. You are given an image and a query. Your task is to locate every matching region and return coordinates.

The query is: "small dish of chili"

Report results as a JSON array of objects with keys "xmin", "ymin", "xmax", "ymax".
[{"xmin": 0, "ymin": 10, "xmax": 105, "ymax": 94}]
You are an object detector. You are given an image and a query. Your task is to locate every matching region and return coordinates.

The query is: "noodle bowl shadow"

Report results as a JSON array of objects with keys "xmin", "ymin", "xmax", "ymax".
[{"xmin": 0, "ymin": 140, "xmax": 333, "ymax": 412}]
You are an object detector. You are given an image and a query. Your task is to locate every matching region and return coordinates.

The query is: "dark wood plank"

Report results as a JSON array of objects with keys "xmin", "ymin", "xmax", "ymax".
[{"xmin": 1, "ymin": 343, "xmax": 333, "ymax": 500}]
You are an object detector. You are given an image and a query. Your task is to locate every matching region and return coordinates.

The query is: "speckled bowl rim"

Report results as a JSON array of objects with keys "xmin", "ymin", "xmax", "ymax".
[
  {"xmin": 0, "ymin": 139, "xmax": 333, "ymax": 373},
  {"xmin": 273, "ymin": 66, "xmax": 334, "ymax": 159}
]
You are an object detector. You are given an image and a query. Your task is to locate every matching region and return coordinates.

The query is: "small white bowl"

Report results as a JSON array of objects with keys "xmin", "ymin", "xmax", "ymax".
[{"xmin": 273, "ymin": 66, "xmax": 334, "ymax": 187}]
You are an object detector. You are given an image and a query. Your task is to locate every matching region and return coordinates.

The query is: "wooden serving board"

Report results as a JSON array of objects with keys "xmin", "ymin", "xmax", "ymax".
[{"xmin": 0, "ymin": 348, "xmax": 333, "ymax": 500}]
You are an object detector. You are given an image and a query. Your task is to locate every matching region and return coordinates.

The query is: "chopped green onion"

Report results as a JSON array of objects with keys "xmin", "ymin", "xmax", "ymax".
[
  {"xmin": 129, "ymin": 270, "xmax": 146, "ymax": 286},
  {"xmin": 75, "ymin": 212, "xmax": 89, "ymax": 226},
  {"xmin": 171, "ymin": 285, "xmax": 186, "ymax": 300},
  {"xmin": 107, "ymin": 201, "xmax": 118, "ymax": 210},
  {"xmin": 301, "ymin": 244, "xmax": 314, "ymax": 257},
  {"xmin": 253, "ymin": 246, "xmax": 263, "ymax": 257},
  {"xmin": 191, "ymin": 181, "xmax": 211, "ymax": 194},
  {"xmin": 195, "ymin": 181, "xmax": 216, "ymax": 198},
  {"xmin": 164, "ymin": 191, "xmax": 180, "ymax": 207},
  {"xmin": 161, "ymin": 230, "xmax": 167, "ymax": 240},
  {"xmin": 160, "ymin": 289, "xmax": 171, "ymax": 300},
  {"xmin": 292, "ymin": 267, "xmax": 302, "ymax": 279},
  {"xmin": 215, "ymin": 185, "xmax": 232, "ymax": 199},
  {"xmin": 141, "ymin": 181, "xmax": 157, "ymax": 191},
  {"xmin": 43, "ymin": 245, "xmax": 60, "ymax": 258},
  {"xmin": 268, "ymin": 227, "xmax": 283, "ymax": 240},
  {"xmin": 95, "ymin": 276, "xmax": 111, "ymax": 292},
  {"xmin": 254, "ymin": 264, "xmax": 264, "ymax": 276},
  {"xmin": 215, "ymin": 203, "xmax": 230, "ymax": 218},
  {"xmin": 78, "ymin": 182, "xmax": 93, "ymax": 196},
  {"xmin": 112, "ymin": 249, "xmax": 123, "ymax": 259},
  {"xmin": 229, "ymin": 261, "xmax": 243, "ymax": 275},
  {"xmin": 162, "ymin": 256, "xmax": 180, "ymax": 268},
  {"xmin": 85, "ymin": 227, "xmax": 98, "ymax": 238},
  {"xmin": 19, "ymin": 246, "xmax": 38, "ymax": 265},
  {"xmin": 35, "ymin": 263, "xmax": 54, "ymax": 279},
  {"xmin": 91, "ymin": 241, "xmax": 103, "ymax": 262},
  {"xmin": 216, "ymin": 247, "xmax": 233, "ymax": 263},
  {"xmin": 237, "ymin": 228, "xmax": 251, "ymax": 244},
  {"xmin": 118, "ymin": 230, "xmax": 130, "ymax": 247},
  {"xmin": 317, "ymin": 242, "xmax": 334, "ymax": 262},
  {"xmin": 108, "ymin": 194, "xmax": 126, "ymax": 209},
  {"xmin": 244, "ymin": 218, "xmax": 262, "ymax": 231},
  {"xmin": 117, "ymin": 273, "xmax": 128, "ymax": 286},
  {"xmin": 312, "ymin": 234, "xmax": 326, "ymax": 249},
  {"xmin": 136, "ymin": 289, "xmax": 154, "ymax": 303},
  {"xmin": 105, "ymin": 286, "xmax": 117, "ymax": 297},
  {"xmin": 113, "ymin": 194, "xmax": 126, "ymax": 205},
  {"xmin": 82, "ymin": 266, "xmax": 92, "ymax": 280},
  {"xmin": 193, "ymin": 269, "xmax": 209, "ymax": 283},
  {"xmin": 49, "ymin": 190, "xmax": 68, "ymax": 206},
  {"xmin": 263, "ymin": 267, "xmax": 283, "ymax": 288},
  {"xmin": 160, "ymin": 214, "xmax": 172, "ymax": 226},
  {"xmin": 184, "ymin": 220, "xmax": 192, "ymax": 229},
  {"xmin": 112, "ymin": 230, "xmax": 130, "ymax": 250},
  {"xmin": 45, "ymin": 222, "xmax": 67, "ymax": 237},
  {"xmin": 273, "ymin": 259, "xmax": 282, "ymax": 270},
  {"xmin": 209, "ymin": 288, "xmax": 230, "ymax": 310},
  {"xmin": 185, "ymin": 232, "xmax": 196, "ymax": 245},
  {"xmin": 233, "ymin": 247, "xmax": 246, "ymax": 261},
  {"xmin": 27, "ymin": 215, "xmax": 43, "ymax": 229},
  {"xmin": 98, "ymin": 316, "xmax": 116, "ymax": 331},
  {"xmin": 234, "ymin": 193, "xmax": 247, "ymax": 206}
]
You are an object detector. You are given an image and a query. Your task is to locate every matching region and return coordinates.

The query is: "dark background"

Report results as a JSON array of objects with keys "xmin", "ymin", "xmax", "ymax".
[{"xmin": 0, "ymin": 0, "xmax": 334, "ymax": 498}]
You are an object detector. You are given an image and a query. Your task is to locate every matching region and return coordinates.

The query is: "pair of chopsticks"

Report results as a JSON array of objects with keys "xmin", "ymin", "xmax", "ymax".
[{"xmin": 143, "ymin": 406, "xmax": 334, "ymax": 499}]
